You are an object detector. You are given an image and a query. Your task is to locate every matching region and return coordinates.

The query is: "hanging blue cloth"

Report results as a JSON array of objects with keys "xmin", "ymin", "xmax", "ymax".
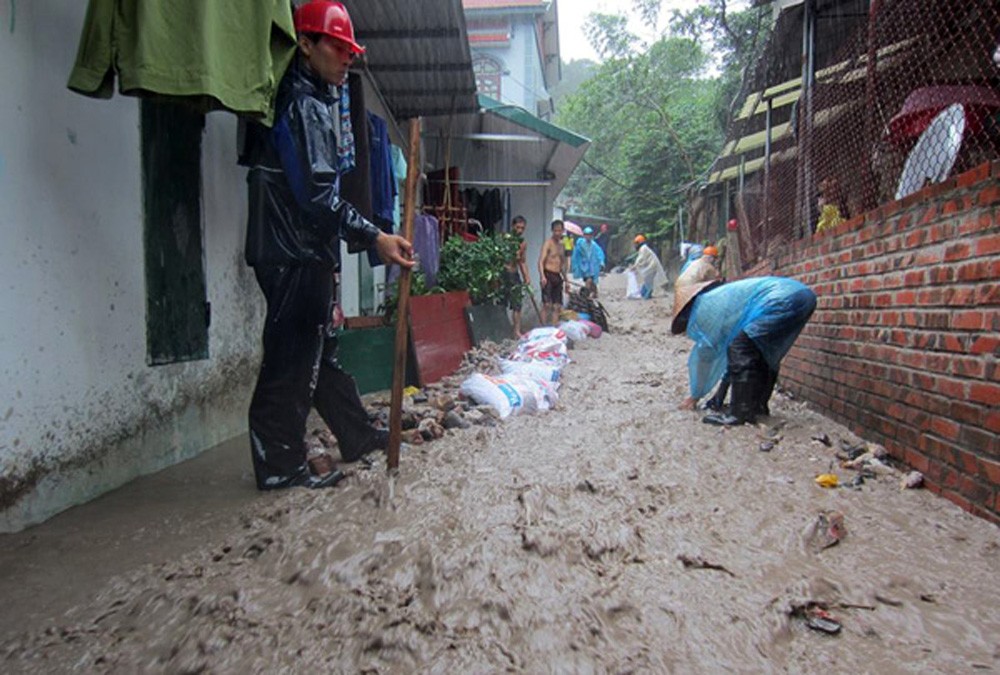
[{"xmin": 685, "ymin": 277, "xmax": 816, "ymax": 399}]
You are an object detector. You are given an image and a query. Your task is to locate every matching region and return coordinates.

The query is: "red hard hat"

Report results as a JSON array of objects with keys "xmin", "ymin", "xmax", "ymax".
[{"xmin": 294, "ymin": 1, "xmax": 366, "ymax": 54}]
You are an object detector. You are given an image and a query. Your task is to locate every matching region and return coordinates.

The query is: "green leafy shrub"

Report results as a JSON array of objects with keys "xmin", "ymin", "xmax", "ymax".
[{"xmin": 436, "ymin": 234, "xmax": 527, "ymax": 306}]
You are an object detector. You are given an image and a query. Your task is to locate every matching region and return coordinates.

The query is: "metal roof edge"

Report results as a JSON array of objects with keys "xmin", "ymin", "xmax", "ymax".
[{"xmin": 477, "ymin": 94, "xmax": 590, "ymax": 148}]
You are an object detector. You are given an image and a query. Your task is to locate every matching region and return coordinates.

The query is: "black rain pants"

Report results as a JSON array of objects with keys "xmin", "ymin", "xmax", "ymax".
[{"xmin": 249, "ymin": 265, "xmax": 376, "ymax": 489}]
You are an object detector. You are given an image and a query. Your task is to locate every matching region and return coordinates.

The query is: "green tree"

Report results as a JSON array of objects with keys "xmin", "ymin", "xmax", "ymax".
[{"xmin": 555, "ymin": 1, "xmax": 769, "ymax": 241}]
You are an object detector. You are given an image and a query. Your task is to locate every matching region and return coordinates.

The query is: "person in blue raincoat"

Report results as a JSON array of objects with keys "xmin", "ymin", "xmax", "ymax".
[
  {"xmin": 671, "ymin": 260, "xmax": 817, "ymax": 426},
  {"xmin": 571, "ymin": 226, "xmax": 606, "ymax": 296}
]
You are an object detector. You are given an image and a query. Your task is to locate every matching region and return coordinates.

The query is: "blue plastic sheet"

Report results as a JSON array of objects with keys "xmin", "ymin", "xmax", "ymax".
[{"xmin": 685, "ymin": 277, "xmax": 816, "ymax": 399}]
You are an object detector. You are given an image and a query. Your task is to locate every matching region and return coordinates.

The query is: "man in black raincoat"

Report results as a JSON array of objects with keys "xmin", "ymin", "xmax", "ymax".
[{"xmin": 243, "ymin": 1, "xmax": 413, "ymax": 490}]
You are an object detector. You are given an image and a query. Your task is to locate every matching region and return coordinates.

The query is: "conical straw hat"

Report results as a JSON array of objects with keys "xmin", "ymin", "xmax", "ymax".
[{"xmin": 671, "ymin": 258, "xmax": 722, "ymax": 334}]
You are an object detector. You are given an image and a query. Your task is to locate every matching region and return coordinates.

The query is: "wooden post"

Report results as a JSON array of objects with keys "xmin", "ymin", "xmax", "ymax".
[{"xmin": 387, "ymin": 117, "xmax": 421, "ymax": 472}]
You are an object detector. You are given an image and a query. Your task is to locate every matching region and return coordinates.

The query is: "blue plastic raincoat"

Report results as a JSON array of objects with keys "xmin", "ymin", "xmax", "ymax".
[
  {"xmin": 571, "ymin": 238, "xmax": 605, "ymax": 280},
  {"xmin": 685, "ymin": 277, "xmax": 816, "ymax": 399}
]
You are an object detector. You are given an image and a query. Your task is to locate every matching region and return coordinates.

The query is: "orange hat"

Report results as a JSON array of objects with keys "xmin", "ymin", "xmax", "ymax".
[
  {"xmin": 703, "ymin": 246, "xmax": 719, "ymax": 257},
  {"xmin": 671, "ymin": 258, "xmax": 722, "ymax": 334},
  {"xmin": 634, "ymin": 234, "xmax": 646, "ymax": 244}
]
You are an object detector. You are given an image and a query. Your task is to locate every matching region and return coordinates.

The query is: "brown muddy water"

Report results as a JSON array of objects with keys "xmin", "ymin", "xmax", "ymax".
[{"xmin": 1, "ymin": 273, "xmax": 998, "ymax": 673}]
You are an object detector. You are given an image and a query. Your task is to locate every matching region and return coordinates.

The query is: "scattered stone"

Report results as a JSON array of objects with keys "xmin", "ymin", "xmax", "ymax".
[
  {"xmin": 443, "ymin": 410, "xmax": 471, "ymax": 430},
  {"xmin": 811, "ymin": 433, "xmax": 832, "ymax": 447},
  {"xmin": 759, "ymin": 441, "xmax": 775, "ymax": 453},
  {"xmin": 418, "ymin": 418, "xmax": 445, "ymax": 440}
]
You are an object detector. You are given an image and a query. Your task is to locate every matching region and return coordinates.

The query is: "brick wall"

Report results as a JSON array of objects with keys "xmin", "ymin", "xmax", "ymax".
[{"xmin": 754, "ymin": 161, "xmax": 1000, "ymax": 525}]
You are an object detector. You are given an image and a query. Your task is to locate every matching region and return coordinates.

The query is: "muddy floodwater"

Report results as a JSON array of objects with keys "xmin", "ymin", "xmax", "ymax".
[{"xmin": 2, "ymin": 273, "xmax": 998, "ymax": 673}]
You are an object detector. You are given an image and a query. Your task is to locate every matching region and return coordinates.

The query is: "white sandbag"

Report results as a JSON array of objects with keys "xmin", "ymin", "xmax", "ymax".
[
  {"xmin": 499, "ymin": 359, "xmax": 562, "ymax": 383},
  {"xmin": 520, "ymin": 326, "xmax": 568, "ymax": 344},
  {"xmin": 460, "ymin": 373, "xmax": 538, "ymax": 418},
  {"xmin": 558, "ymin": 320, "xmax": 590, "ymax": 342},
  {"xmin": 626, "ymin": 270, "xmax": 643, "ymax": 299},
  {"xmin": 516, "ymin": 374, "xmax": 559, "ymax": 411}
]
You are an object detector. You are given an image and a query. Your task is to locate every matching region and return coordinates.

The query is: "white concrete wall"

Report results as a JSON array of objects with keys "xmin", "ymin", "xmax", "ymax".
[{"xmin": 0, "ymin": 1, "xmax": 263, "ymax": 531}]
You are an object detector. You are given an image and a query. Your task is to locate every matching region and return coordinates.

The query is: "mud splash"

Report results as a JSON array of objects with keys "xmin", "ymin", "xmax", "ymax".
[{"xmin": 1, "ymin": 273, "xmax": 998, "ymax": 673}]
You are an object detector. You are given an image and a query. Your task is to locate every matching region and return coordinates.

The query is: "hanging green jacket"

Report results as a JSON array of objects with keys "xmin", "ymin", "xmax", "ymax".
[{"xmin": 67, "ymin": 0, "xmax": 296, "ymax": 125}]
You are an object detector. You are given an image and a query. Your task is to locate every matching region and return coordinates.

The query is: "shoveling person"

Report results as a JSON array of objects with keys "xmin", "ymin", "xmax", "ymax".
[
  {"xmin": 538, "ymin": 220, "xmax": 566, "ymax": 326},
  {"xmin": 628, "ymin": 235, "xmax": 667, "ymax": 299},
  {"xmin": 243, "ymin": 0, "xmax": 414, "ymax": 489},
  {"xmin": 671, "ymin": 264, "xmax": 816, "ymax": 426}
]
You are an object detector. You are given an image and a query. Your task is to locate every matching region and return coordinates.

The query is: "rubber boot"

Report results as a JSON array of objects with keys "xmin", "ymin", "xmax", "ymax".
[
  {"xmin": 703, "ymin": 380, "xmax": 758, "ymax": 426},
  {"xmin": 757, "ymin": 368, "xmax": 778, "ymax": 416},
  {"xmin": 702, "ymin": 373, "xmax": 730, "ymax": 411}
]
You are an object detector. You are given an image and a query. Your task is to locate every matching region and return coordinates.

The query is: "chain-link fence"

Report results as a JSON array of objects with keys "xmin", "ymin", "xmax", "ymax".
[{"xmin": 699, "ymin": 0, "xmax": 1000, "ymax": 272}]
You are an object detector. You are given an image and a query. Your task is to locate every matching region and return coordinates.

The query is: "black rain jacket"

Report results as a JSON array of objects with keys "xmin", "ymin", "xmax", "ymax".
[{"xmin": 244, "ymin": 59, "xmax": 380, "ymax": 268}]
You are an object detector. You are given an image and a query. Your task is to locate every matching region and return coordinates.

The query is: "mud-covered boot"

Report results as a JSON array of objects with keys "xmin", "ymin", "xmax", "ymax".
[{"xmin": 703, "ymin": 380, "xmax": 758, "ymax": 426}]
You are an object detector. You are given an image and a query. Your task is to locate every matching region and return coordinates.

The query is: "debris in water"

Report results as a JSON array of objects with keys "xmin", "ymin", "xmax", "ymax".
[
  {"xmin": 815, "ymin": 473, "xmax": 839, "ymax": 488},
  {"xmin": 677, "ymin": 554, "xmax": 736, "ymax": 577},
  {"xmin": 805, "ymin": 607, "xmax": 842, "ymax": 635},
  {"xmin": 901, "ymin": 471, "xmax": 924, "ymax": 489},
  {"xmin": 804, "ymin": 511, "xmax": 846, "ymax": 552}
]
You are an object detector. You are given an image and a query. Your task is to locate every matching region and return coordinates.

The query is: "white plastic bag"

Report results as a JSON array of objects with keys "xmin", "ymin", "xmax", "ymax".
[
  {"xmin": 460, "ymin": 373, "xmax": 538, "ymax": 418},
  {"xmin": 626, "ymin": 270, "xmax": 643, "ymax": 299},
  {"xmin": 558, "ymin": 320, "xmax": 590, "ymax": 342}
]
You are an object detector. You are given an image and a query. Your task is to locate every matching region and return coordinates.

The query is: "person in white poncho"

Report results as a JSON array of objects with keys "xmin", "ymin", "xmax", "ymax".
[{"xmin": 628, "ymin": 235, "xmax": 667, "ymax": 299}]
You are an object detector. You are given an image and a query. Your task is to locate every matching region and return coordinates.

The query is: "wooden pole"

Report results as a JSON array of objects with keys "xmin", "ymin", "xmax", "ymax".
[{"xmin": 387, "ymin": 117, "xmax": 421, "ymax": 472}]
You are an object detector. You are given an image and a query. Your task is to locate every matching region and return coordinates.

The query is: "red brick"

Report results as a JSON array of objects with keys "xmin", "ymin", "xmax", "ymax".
[
  {"xmin": 894, "ymin": 290, "xmax": 916, "ymax": 305},
  {"xmin": 953, "ymin": 356, "xmax": 987, "ymax": 379},
  {"xmin": 976, "ymin": 234, "xmax": 1000, "ymax": 257},
  {"xmin": 970, "ymin": 382, "xmax": 1000, "ymax": 407},
  {"xmin": 953, "ymin": 311, "xmax": 985, "ymax": 330},
  {"xmin": 904, "ymin": 448, "xmax": 930, "ymax": 473},
  {"xmin": 929, "ymin": 265, "xmax": 955, "ymax": 284},
  {"xmin": 970, "ymin": 335, "xmax": 1000, "ymax": 355},
  {"xmin": 960, "ymin": 425, "xmax": 999, "ymax": 457},
  {"xmin": 944, "ymin": 286, "xmax": 977, "ymax": 305},
  {"xmin": 953, "ymin": 447, "xmax": 981, "ymax": 475},
  {"xmin": 978, "ymin": 184, "xmax": 1000, "ymax": 207},
  {"xmin": 930, "ymin": 417, "xmax": 961, "ymax": 442},
  {"xmin": 980, "ymin": 458, "xmax": 1000, "ymax": 486},
  {"xmin": 958, "ymin": 475, "xmax": 994, "ymax": 506},
  {"xmin": 985, "ymin": 410, "xmax": 1000, "ymax": 434},
  {"xmin": 944, "ymin": 241, "xmax": 972, "ymax": 261},
  {"xmin": 949, "ymin": 401, "xmax": 980, "ymax": 425},
  {"xmin": 956, "ymin": 162, "xmax": 991, "ymax": 187}
]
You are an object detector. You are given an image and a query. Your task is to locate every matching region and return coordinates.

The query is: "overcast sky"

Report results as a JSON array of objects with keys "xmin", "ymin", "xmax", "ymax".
[{"xmin": 558, "ymin": 0, "xmax": 750, "ymax": 62}]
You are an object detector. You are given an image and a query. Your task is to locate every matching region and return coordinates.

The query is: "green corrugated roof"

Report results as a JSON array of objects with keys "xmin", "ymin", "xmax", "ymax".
[{"xmin": 478, "ymin": 94, "xmax": 590, "ymax": 148}]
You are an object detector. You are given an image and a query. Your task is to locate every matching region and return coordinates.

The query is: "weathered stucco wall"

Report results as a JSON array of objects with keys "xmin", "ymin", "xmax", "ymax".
[
  {"xmin": 0, "ymin": 2, "xmax": 263, "ymax": 531},
  {"xmin": 752, "ymin": 161, "xmax": 1000, "ymax": 524}
]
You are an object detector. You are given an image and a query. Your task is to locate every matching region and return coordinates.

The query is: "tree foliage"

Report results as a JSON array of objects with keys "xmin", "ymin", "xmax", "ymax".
[{"xmin": 556, "ymin": 1, "xmax": 770, "ymax": 241}]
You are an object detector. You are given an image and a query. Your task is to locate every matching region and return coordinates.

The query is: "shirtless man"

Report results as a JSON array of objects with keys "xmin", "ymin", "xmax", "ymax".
[
  {"xmin": 538, "ymin": 220, "xmax": 566, "ymax": 326},
  {"xmin": 504, "ymin": 215, "xmax": 531, "ymax": 336}
]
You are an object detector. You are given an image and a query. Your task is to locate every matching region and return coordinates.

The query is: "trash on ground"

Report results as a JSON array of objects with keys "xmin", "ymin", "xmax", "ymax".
[
  {"xmin": 805, "ymin": 607, "xmax": 843, "ymax": 635},
  {"xmin": 902, "ymin": 471, "xmax": 924, "ymax": 489},
  {"xmin": 677, "ymin": 554, "xmax": 736, "ymax": 577},
  {"xmin": 815, "ymin": 473, "xmax": 840, "ymax": 488},
  {"xmin": 804, "ymin": 511, "xmax": 847, "ymax": 552}
]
